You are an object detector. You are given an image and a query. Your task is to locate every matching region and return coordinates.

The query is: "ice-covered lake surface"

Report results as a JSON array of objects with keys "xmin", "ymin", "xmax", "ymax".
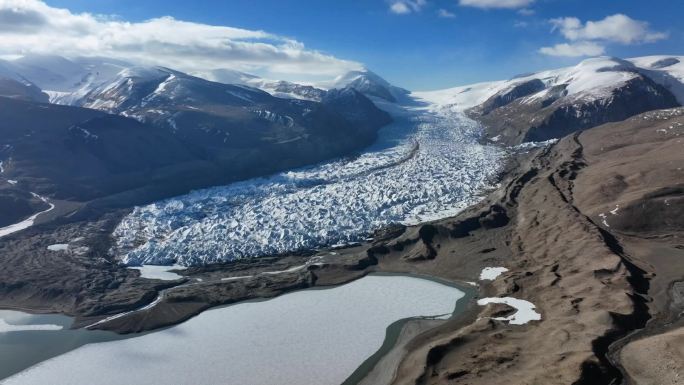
[
  {"xmin": 114, "ymin": 98, "xmax": 504, "ymax": 265},
  {"xmin": 3, "ymin": 275, "xmax": 466, "ymax": 385},
  {"xmin": 0, "ymin": 311, "xmax": 122, "ymax": 381}
]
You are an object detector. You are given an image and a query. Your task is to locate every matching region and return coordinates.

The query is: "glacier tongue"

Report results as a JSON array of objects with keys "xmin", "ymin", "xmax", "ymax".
[{"xmin": 113, "ymin": 100, "xmax": 505, "ymax": 266}]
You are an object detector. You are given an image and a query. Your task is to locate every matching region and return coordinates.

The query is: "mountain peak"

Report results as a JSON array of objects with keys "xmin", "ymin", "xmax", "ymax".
[{"xmin": 332, "ymin": 69, "xmax": 408, "ymax": 103}]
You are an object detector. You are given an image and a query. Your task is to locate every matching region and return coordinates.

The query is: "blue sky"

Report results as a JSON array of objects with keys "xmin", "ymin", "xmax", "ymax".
[{"xmin": 15, "ymin": 1, "xmax": 684, "ymax": 90}]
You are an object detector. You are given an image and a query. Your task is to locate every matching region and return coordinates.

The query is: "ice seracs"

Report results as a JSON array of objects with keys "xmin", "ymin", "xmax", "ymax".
[{"xmin": 112, "ymin": 99, "xmax": 504, "ymax": 266}]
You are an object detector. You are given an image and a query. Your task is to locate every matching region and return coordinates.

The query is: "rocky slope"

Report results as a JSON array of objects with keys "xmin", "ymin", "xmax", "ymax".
[
  {"xmin": 0, "ymin": 96, "xmax": 209, "ymax": 206},
  {"xmin": 0, "ymin": 78, "xmax": 48, "ymax": 103},
  {"xmin": 370, "ymin": 107, "xmax": 684, "ymax": 385}
]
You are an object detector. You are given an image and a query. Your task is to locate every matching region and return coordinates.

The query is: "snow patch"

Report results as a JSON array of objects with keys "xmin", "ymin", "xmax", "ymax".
[
  {"xmin": 47, "ymin": 244, "xmax": 69, "ymax": 251},
  {"xmin": 128, "ymin": 265, "xmax": 187, "ymax": 281},
  {"xmin": 477, "ymin": 297, "xmax": 541, "ymax": 325},
  {"xmin": 479, "ymin": 267, "xmax": 509, "ymax": 281}
]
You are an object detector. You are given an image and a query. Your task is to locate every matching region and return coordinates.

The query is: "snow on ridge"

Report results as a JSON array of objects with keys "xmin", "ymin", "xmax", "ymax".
[
  {"xmin": 627, "ymin": 55, "xmax": 684, "ymax": 105},
  {"xmin": 112, "ymin": 101, "xmax": 504, "ymax": 266},
  {"xmin": 414, "ymin": 56, "xmax": 654, "ymax": 111}
]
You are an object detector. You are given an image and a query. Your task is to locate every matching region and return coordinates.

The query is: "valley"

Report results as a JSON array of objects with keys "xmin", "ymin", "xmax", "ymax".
[{"xmin": 0, "ymin": 52, "xmax": 682, "ymax": 385}]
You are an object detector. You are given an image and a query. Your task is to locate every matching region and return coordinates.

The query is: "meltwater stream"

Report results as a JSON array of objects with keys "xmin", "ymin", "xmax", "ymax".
[{"xmin": 114, "ymin": 101, "xmax": 504, "ymax": 266}]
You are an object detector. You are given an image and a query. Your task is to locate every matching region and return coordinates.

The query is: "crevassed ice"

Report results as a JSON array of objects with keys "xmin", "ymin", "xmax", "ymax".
[{"xmin": 113, "ymin": 104, "xmax": 505, "ymax": 266}]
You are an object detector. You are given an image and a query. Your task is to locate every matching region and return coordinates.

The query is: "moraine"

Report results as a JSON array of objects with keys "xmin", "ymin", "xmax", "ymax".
[{"xmin": 113, "ymin": 97, "xmax": 504, "ymax": 266}]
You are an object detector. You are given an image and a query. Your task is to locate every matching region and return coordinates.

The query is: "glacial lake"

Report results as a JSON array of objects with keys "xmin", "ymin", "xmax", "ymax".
[
  {"xmin": 0, "ymin": 310, "xmax": 123, "ymax": 380},
  {"xmin": 2, "ymin": 274, "xmax": 469, "ymax": 385}
]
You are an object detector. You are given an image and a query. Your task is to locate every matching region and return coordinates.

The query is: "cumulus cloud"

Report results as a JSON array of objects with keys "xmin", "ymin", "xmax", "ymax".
[
  {"xmin": 540, "ymin": 14, "xmax": 668, "ymax": 57},
  {"xmin": 458, "ymin": 0, "xmax": 534, "ymax": 9},
  {"xmin": 0, "ymin": 0, "xmax": 362, "ymax": 80},
  {"xmin": 437, "ymin": 9, "xmax": 456, "ymax": 18},
  {"xmin": 388, "ymin": 0, "xmax": 426, "ymax": 14},
  {"xmin": 550, "ymin": 14, "xmax": 668, "ymax": 44},
  {"xmin": 539, "ymin": 42, "xmax": 605, "ymax": 57}
]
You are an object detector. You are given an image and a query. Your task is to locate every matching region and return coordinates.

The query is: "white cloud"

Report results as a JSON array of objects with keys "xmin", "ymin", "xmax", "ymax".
[
  {"xmin": 458, "ymin": 0, "xmax": 534, "ymax": 9},
  {"xmin": 390, "ymin": 2, "xmax": 411, "ymax": 14},
  {"xmin": 437, "ymin": 9, "xmax": 456, "ymax": 18},
  {"xmin": 539, "ymin": 42, "xmax": 606, "ymax": 57},
  {"xmin": 550, "ymin": 14, "xmax": 668, "ymax": 44},
  {"xmin": 389, "ymin": 0, "xmax": 427, "ymax": 14},
  {"xmin": 0, "ymin": 0, "xmax": 362, "ymax": 81},
  {"xmin": 517, "ymin": 8, "xmax": 535, "ymax": 16}
]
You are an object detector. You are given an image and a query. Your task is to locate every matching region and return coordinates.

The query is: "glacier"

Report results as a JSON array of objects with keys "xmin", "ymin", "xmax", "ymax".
[{"xmin": 113, "ymin": 99, "xmax": 505, "ymax": 266}]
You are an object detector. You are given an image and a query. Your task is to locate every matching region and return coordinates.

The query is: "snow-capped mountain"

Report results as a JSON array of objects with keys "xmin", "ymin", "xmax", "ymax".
[
  {"xmin": 253, "ymin": 80, "xmax": 327, "ymax": 101},
  {"xmin": 202, "ymin": 69, "xmax": 326, "ymax": 101},
  {"xmin": 65, "ymin": 65, "xmax": 391, "ymax": 155},
  {"xmin": 203, "ymin": 67, "xmax": 410, "ymax": 104},
  {"xmin": 0, "ymin": 55, "xmax": 391, "ymax": 157},
  {"xmin": 0, "ymin": 55, "xmax": 393, "ymax": 219},
  {"xmin": 416, "ymin": 56, "xmax": 683, "ymax": 144},
  {"xmin": 201, "ymin": 68, "xmax": 261, "ymax": 86},
  {"xmin": 331, "ymin": 70, "xmax": 409, "ymax": 103},
  {"xmin": 0, "ymin": 55, "xmax": 130, "ymax": 105}
]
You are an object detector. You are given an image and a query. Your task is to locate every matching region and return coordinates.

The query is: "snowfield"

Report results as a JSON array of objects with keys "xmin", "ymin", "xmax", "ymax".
[{"xmin": 113, "ymin": 99, "xmax": 504, "ymax": 266}]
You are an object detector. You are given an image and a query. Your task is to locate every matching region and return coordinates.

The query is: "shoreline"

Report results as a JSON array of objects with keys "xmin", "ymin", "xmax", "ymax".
[{"xmin": 343, "ymin": 273, "xmax": 479, "ymax": 385}]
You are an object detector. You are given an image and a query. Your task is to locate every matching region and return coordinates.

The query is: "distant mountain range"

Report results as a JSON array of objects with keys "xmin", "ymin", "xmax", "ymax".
[
  {"xmin": 0, "ymin": 55, "xmax": 393, "ymax": 224},
  {"xmin": 416, "ymin": 56, "xmax": 684, "ymax": 144}
]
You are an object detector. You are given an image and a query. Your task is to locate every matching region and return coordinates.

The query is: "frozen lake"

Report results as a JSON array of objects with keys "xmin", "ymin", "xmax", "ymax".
[
  {"xmin": 113, "ymin": 100, "xmax": 504, "ymax": 265},
  {"xmin": 3, "ymin": 275, "xmax": 467, "ymax": 385},
  {"xmin": 0, "ymin": 311, "xmax": 122, "ymax": 380}
]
